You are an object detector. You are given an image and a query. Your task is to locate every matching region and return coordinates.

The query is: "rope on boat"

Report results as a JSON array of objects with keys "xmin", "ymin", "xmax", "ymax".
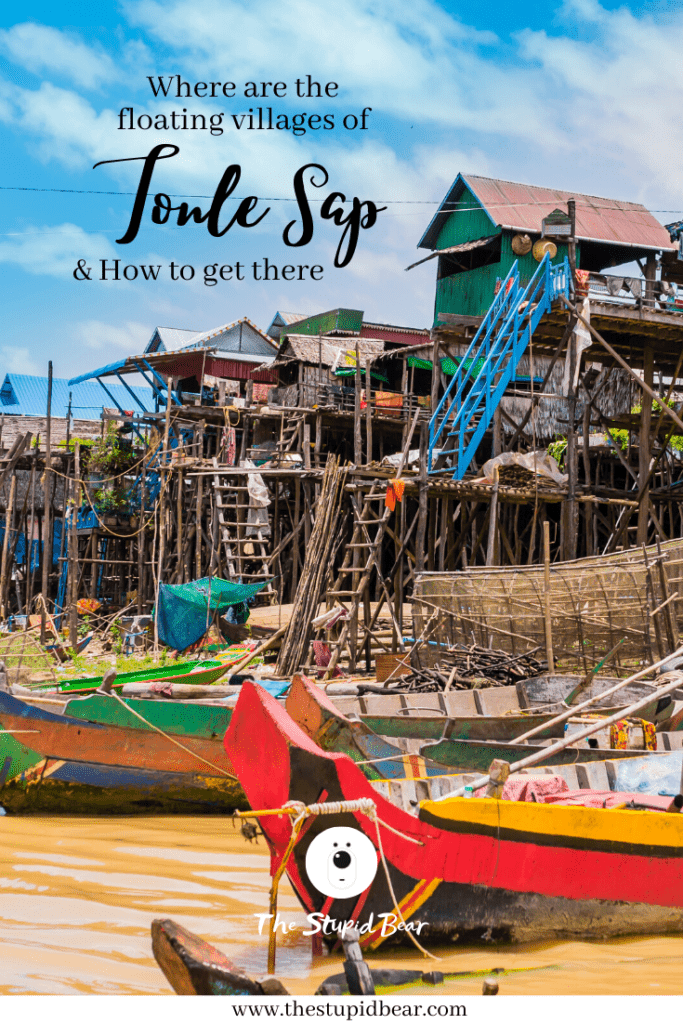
[
  {"xmin": 107, "ymin": 689, "xmax": 239, "ymax": 781},
  {"xmin": 236, "ymin": 796, "xmax": 438, "ymax": 971},
  {"xmin": 234, "ymin": 800, "xmax": 423, "ymax": 843}
]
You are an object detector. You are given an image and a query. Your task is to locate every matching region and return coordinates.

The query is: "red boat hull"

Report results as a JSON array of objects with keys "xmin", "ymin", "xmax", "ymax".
[{"xmin": 224, "ymin": 682, "xmax": 683, "ymax": 947}]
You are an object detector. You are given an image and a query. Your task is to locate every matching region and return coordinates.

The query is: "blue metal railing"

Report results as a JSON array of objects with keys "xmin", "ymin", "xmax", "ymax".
[{"xmin": 428, "ymin": 254, "xmax": 570, "ymax": 479}]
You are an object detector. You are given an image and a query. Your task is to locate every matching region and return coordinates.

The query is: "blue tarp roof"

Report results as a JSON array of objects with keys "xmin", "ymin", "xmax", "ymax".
[{"xmin": 0, "ymin": 374, "xmax": 154, "ymax": 420}]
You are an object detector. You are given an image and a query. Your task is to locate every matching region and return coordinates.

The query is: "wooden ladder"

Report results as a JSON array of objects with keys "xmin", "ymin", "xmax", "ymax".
[
  {"xmin": 212, "ymin": 464, "xmax": 276, "ymax": 601},
  {"xmin": 322, "ymin": 411, "xmax": 420, "ymax": 675},
  {"xmin": 324, "ymin": 483, "xmax": 400, "ymax": 670},
  {"xmin": 275, "ymin": 410, "xmax": 306, "ymax": 459}
]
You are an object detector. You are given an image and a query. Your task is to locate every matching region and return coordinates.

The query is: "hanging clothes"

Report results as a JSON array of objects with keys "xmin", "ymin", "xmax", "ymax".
[{"xmin": 385, "ymin": 478, "xmax": 406, "ymax": 511}]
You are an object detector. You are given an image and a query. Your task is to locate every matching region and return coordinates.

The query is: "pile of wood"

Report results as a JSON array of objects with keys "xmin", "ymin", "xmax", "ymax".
[
  {"xmin": 497, "ymin": 464, "xmax": 536, "ymax": 487},
  {"xmin": 361, "ymin": 644, "xmax": 547, "ymax": 693}
]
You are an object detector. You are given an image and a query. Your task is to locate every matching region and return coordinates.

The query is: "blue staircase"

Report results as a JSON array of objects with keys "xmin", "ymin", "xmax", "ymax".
[{"xmin": 428, "ymin": 253, "xmax": 571, "ymax": 479}]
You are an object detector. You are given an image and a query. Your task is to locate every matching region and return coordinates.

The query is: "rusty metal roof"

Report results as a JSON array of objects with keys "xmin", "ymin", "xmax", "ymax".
[{"xmin": 418, "ymin": 173, "xmax": 674, "ymax": 252}]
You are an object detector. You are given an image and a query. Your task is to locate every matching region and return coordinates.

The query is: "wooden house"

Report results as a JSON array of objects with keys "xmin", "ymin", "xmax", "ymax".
[{"xmin": 416, "ymin": 174, "xmax": 674, "ymax": 324}]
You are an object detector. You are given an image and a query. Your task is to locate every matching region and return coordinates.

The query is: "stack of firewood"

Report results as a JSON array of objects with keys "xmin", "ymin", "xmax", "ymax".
[{"xmin": 359, "ymin": 644, "xmax": 546, "ymax": 693}]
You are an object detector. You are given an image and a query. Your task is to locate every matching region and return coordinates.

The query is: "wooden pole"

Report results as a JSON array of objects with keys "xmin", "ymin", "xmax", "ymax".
[
  {"xmin": 1, "ymin": 475, "xmax": 16, "ymax": 620},
  {"xmin": 365, "ymin": 358, "xmax": 373, "ymax": 464},
  {"xmin": 416, "ymin": 423, "xmax": 428, "ymax": 572},
  {"xmin": 637, "ymin": 345, "xmax": 654, "ymax": 545},
  {"xmin": 195, "ymin": 471, "xmax": 202, "ymax": 580},
  {"xmin": 543, "ymin": 519, "xmax": 555, "ymax": 674},
  {"xmin": 400, "ymin": 355, "xmax": 409, "ymax": 448},
  {"xmin": 564, "ymin": 321, "xmax": 579, "ymax": 560},
  {"xmin": 485, "ymin": 466, "xmax": 500, "ymax": 566},
  {"xmin": 567, "ymin": 198, "xmax": 576, "ymax": 290},
  {"xmin": 176, "ymin": 468, "xmax": 184, "ymax": 582},
  {"xmin": 41, "ymin": 361, "xmax": 53, "ymax": 642},
  {"xmin": 69, "ymin": 442, "xmax": 80, "ymax": 649},
  {"xmin": 26, "ymin": 448, "xmax": 38, "ymax": 616},
  {"xmin": 154, "ymin": 378, "xmax": 172, "ymax": 653},
  {"xmin": 430, "ymin": 335, "xmax": 440, "ymax": 419},
  {"xmin": 354, "ymin": 341, "xmax": 362, "ymax": 465}
]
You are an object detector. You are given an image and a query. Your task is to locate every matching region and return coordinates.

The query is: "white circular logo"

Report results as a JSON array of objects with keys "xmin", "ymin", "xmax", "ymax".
[{"xmin": 305, "ymin": 826, "xmax": 378, "ymax": 899}]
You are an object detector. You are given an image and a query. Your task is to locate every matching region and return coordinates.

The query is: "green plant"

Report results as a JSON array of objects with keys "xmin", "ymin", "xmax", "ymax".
[
  {"xmin": 110, "ymin": 621, "xmax": 124, "ymax": 655},
  {"xmin": 78, "ymin": 615, "xmax": 92, "ymax": 638},
  {"xmin": 547, "ymin": 435, "xmax": 568, "ymax": 469},
  {"xmin": 87, "ymin": 422, "xmax": 136, "ymax": 476},
  {"xmin": 608, "ymin": 401, "xmax": 683, "ymax": 454},
  {"xmin": 57, "ymin": 436, "xmax": 95, "ymax": 452},
  {"xmin": 93, "ymin": 488, "xmax": 129, "ymax": 514}
]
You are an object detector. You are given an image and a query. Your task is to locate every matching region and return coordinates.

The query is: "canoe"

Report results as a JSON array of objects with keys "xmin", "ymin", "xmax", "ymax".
[
  {"xmin": 329, "ymin": 674, "xmax": 683, "ymax": 742},
  {"xmin": 0, "ymin": 690, "xmax": 243, "ymax": 814},
  {"xmin": 152, "ymin": 919, "xmax": 289, "ymax": 995},
  {"xmin": 224, "ymin": 681, "xmax": 683, "ymax": 948},
  {"xmin": 151, "ymin": 918, "xmax": 459, "ymax": 996},
  {"xmin": 63, "ymin": 692, "xmax": 233, "ymax": 737},
  {"xmin": 30, "ymin": 659, "xmax": 229, "ymax": 695},
  {"xmin": 289, "ymin": 675, "xmax": 669, "ymax": 776},
  {"xmin": 0, "ymin": 692, "xmax": 235, "ymax": 804}
]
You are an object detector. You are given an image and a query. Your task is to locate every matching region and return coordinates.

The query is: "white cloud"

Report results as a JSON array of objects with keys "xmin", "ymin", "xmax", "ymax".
[
  {"xmin": 124, "ymin": 0, "xmax": 549, "ymax": 140},
  {"xmin": 0, "ymin": 22, "xmax": 117, "ymax": 89},
  {"xmin": 0, "ymin": 345, "xmax": 40, "ymax": 375},
  {"xmin": 0, "ymin": 223, "xmax": 116, "ymax": 277},
  {"xmin": 71, "ymin": 319, "xmax": 151, "ymax": 353}
]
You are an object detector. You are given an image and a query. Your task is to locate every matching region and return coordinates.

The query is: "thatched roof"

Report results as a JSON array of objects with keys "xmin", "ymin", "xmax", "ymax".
[{"xmin": 274, "ymin": 334, "xmax": 385, "ymax": 368}]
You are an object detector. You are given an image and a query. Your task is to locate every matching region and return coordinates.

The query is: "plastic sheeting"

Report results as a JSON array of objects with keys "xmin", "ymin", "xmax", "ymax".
[
  {"xmin": 613, "ymin": 750, "xmax": 683, "ymax": 796},
  {"xmin": 476, "ymin": 450, "xmax": 568, "ymax": 487},
  {"xmin": 155, "ymin": 576, "xmax": 271, "ymax": 652}
]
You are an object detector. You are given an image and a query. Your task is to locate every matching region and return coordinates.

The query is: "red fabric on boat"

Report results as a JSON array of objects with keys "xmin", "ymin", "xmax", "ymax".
[{"xmin": 541, "ymin": 790, "xmax": 675, "ymax": 812}]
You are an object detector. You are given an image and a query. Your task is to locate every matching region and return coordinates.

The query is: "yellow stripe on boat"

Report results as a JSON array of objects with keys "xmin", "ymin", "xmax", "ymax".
[
  {"xmin": 419, "ymin": 796, "xmax": 683, "ymax": 849},
  {"xmin": 361, "ymin": 876, "xmax": 442, "ymax": 950}
]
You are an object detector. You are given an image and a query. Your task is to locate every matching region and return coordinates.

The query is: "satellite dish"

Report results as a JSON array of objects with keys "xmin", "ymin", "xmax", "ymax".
[
  {"xmin": 532, "ymin": 239, "xmax": 557, "ymax": 262},
  {"xmin": 511, "ymin": 233, "xmax": 532, "ymax": 256}
]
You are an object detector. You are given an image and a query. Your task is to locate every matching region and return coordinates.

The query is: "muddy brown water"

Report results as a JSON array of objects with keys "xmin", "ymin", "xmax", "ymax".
[{"xmin": 1, "ymin": 816, "xmax": 682, "ymax": 996}]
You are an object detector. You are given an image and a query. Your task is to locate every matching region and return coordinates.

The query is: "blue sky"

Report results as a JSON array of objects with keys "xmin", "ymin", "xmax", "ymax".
[{"xmin": 1, "ymin": 0, "xmax": 682, "ymax": 378}]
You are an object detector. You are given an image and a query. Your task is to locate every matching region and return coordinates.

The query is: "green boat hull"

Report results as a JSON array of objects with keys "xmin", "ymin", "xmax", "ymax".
[
  {"xmin": 32, "ymin": 659, "xmax": 228, "ymax": 695},
  {"xmin": 422, "ymin": 736, "xmax": 656, "ymax": 771},
  {"xmin": 64, "ymin": 693, "xmax": 233, "ymax": 737},
  {"xmin": 0, "ymin": 692, "xmax": 237, "ymax": 813}
]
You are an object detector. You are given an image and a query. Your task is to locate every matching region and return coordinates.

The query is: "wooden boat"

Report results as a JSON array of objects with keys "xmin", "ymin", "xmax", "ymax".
[
  {"xmin": 152, "ymin": 918, "xmax": 289, "ymax": 995},
  {"xmin": 225, "ymin": 681, "xmax": 683, "ymax": 947},
  {"xmin": 328, "ymin": 673, "xmax": 683, "ymax": 742},
  {"xmin": 0, "ymin": 690, "xmax": 243, "ymax": 813},
  {"xmin": 289, "ymin": 675, "xmax": 672, "ymax": 778},
  {"xmin": 28, "ymin": 658, "xmax": 229, "ymax": 696},
  {"xmin": 151, "ymin": 918, "xmax": 455, "ymax": 995}
]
